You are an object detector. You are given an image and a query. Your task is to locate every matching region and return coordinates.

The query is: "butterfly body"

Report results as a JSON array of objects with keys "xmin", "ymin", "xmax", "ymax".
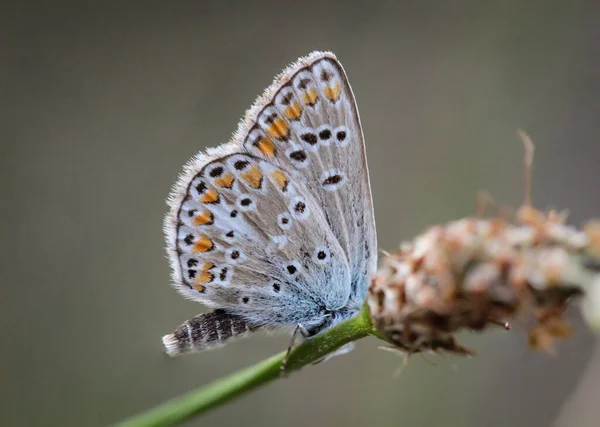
[{"xmin": 163, "ymin": 52, "xmax": 376, "ymax": 355}]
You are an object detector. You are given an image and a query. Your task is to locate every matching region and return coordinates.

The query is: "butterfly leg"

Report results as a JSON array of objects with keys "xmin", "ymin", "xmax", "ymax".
[
  {"xmin": 280, "ymin": 324, "xmax": 310, "ymax": 376},
  {"xmin": 311, "ymin": 342, "xmax": 356, "ymax": 365}
]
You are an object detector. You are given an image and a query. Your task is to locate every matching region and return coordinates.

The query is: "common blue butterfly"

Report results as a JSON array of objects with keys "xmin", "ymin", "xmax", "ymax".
[{"xmin": 162, "ymin": 52, "xmax": 377, "ymax": 358}]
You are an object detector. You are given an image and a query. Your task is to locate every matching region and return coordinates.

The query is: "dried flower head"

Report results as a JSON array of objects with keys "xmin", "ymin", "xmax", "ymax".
[{"xmin": 368, "ymin": 132, "xmax": 600, "ymax": 355}]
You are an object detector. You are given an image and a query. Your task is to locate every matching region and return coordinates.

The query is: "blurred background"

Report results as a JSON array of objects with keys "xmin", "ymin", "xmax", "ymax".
[{"xmin": 3, "ymin": 1, "xmax": 600, "ymax": 426}]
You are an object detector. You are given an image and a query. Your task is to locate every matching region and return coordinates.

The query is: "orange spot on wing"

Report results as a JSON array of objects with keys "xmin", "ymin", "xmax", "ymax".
[
  {"xmin": 283, "ymin": 102, "xmax": 302, "ymax": 120},
  {"xmin": 302, "ymin": 88, "xmax": 319, "ymax": 106},
  {"xmin": 200, "ymin": 188, "xmax": 219, "ymax": 204},
  {"xmin": 193, "ymin": 209, "xmax": 214, "ymax": 226},
  {"xmin": 241, "ymin": 165, "xmax": 263, "ymax": 189},
  {"xmin": 255, "ymin": 137, "xmax": 276, "ymax": 157},
  {"xmin": 271, "ymin": 170, "xmax": 289, "ymax": 192},
  {"xmin": 193, "ymin": 284, "xmax": 206, "ymax": 292},
  {"xmin": 192, "ymin": 235, "xmax": 214, "ymax": 253},
  {"xmin": 201, "ymin": 262, "xmax": 215, "ymax": 271},
  {"xmin": 266, "ymin": 118, "xmax": 290, "ymax": 140},
  {"xmin": 214, "ymin": 173, "xmax": 234, "ymax": 189},
  {"xmin": 324, "ymin": 82, "xmax": 342, "ymax": 102},
  {"xmin": 196, "ymin": 271, "xmax": 214, "ymax": 285}
]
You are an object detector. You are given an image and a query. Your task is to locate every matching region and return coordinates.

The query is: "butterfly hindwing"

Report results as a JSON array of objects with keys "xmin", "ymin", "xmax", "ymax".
[
  {"xmin": 170, "ymin": 151, "xmax": 351, "ymax": 328},
  {"xmin": 164, "ymin": 52, "xmax": 377, "ymax": 354}
]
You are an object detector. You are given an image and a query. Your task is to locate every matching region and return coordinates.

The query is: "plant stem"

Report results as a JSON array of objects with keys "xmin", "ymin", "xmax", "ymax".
[{"xmin": 114, "ymin": 305, "xmax": 374, "ymax": 427}]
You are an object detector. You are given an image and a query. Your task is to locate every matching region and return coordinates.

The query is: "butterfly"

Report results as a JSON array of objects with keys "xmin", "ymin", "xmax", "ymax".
[{"xmin": 162, "ymin": 51, "xmax": 377, "ymax": 360}]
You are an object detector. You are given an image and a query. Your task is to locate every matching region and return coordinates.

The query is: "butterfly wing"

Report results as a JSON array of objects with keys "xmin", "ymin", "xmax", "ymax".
[
  {"xmin": 166, "ymin": 151, "xmax": 352, "ymax": 325},
  {"xmin": 163, "ymin": 52, "xmax": 376, "ymax": 354},
  {"xmin": 240, "ymin": 52, "xmax": 377, "ymax": 304}
]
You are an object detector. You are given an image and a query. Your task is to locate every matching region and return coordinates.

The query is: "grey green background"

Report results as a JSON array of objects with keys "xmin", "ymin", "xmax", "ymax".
[{"xmin": 3, "ymin": 1, "xmax": 600, "ymax": 426}]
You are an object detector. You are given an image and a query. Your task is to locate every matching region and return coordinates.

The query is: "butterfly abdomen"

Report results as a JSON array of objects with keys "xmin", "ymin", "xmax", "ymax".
[{"xmin": 163, "ymin": 310, "xmax": 257, "ymax": 356}]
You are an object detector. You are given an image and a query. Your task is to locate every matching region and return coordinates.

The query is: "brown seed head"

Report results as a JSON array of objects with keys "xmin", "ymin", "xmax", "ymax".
[{"xmin": 368, "ymin": 213, "xmax": 597, "ymax": 356}]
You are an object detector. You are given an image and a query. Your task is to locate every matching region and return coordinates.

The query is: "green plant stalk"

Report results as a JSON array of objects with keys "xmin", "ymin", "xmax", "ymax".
[{"xmin": 115, "ymin": 304, "xmax": 375, "ymax": 427}]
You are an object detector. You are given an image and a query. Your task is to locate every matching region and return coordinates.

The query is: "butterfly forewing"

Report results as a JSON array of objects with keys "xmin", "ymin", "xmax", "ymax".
[
  {"xmin": 164, "ymin": 52, "xmax": 376, "ymax": 353},
  {"xmin": 242, "ymin": 53, "xmax": 376, "ymax": 300}
]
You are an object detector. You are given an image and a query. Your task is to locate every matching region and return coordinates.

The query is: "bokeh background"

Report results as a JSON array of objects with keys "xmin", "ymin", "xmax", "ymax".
[{"xmin": 3, "ymin": 1, "xmax": 600, "ymax": 426}]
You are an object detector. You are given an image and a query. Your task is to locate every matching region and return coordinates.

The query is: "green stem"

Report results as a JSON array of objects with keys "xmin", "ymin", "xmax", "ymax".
[{"xmin": 114, "ymin": 305, "xmax": 374, "ymax": 427}]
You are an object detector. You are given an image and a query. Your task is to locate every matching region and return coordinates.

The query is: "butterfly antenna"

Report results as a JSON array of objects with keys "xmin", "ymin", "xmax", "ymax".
[{"xmin": 518, "ymin": 129, "xmax": 535, "ymax": 207}]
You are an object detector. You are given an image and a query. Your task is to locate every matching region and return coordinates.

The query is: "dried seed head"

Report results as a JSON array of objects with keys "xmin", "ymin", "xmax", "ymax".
[
  {"xmin": 585, "ymin": 220, "xmax": 600, "ymax": 257},
  {"xmin": 368, "ymin": 211, "xmax": 598, "ymax": 355},
  {"xmin": 369, "ymin": 132, "xmax": 600, "ymax": 354}
]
